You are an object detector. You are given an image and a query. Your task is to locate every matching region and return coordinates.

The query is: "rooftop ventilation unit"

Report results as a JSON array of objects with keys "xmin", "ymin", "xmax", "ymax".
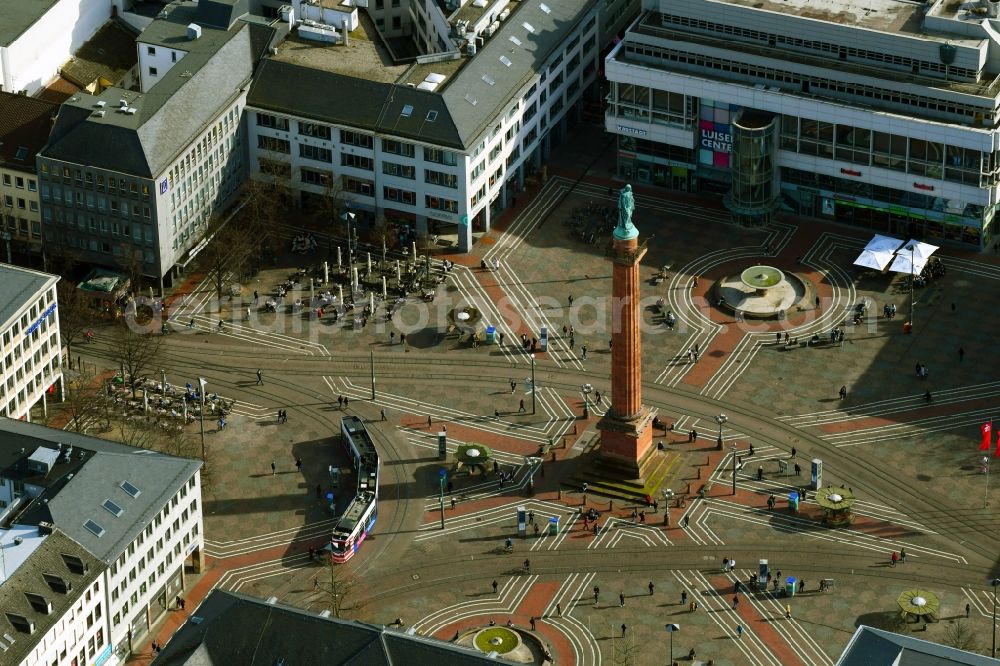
[
  {"xmin": 319, "ymin": 610, "xmax": 332, "ymax": 618},
  {"xmin": 266, "ymin": 596, "xmax": 279, "ymax": 605},
  {"xmin": 401, "ymin": 104, "xmax": 413, "ymax": 118},
  {"xmin": 119, "ymin": 99, "xmax": 128, "ymax": 109},
  {"xmin": 187, "ymin": 23, "xmax": 202, "ymax": 40},
  {"xmin": 540, "ymin": 3, "xmax": 551, "ymax": 14},
  {"xmin": 93, "ymin": 110, "xmax": 105, "ymax": 118},
  {"xmin": 95, "ymin": 100, "xmax": 106, "ymax": 108}
]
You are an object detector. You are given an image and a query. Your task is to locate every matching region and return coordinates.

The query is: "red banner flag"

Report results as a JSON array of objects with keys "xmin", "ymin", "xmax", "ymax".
[{"xmin": 982, "ymin": 422, "xmax": 992, "ymax": 450}]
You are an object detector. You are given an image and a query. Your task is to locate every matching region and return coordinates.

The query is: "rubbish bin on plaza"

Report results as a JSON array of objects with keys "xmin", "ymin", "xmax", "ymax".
[
  {"xmin": 485, "ymin": 326, "xmax": 497, "ymax": 344},
  {"xmin": 548, "ymin": 516, "xmax": 559, "ymax": 536},
  {"xmin": 758, "ymin": 559, "xmax": 769, "ymax": 591},
  {"xmin": 785, "ymin": 577, "xmax": 797, "ymax": 597},
  {"xmin": 789, "ymin": 491, "xmax": 799, "ymax": 512},
  {"xmin": 903, "ymin": 321, "xmax": 912, "ymax": 334}
]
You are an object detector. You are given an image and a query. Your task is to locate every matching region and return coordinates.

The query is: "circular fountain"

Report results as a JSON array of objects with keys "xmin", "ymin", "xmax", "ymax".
[{"xmin": 714, "ymin": 264, "xmax": 809, "ymax": 319}]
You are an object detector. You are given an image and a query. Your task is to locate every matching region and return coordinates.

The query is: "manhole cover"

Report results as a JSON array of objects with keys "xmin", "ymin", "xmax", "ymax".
[{"xmin": 412, "ymin": 574, "xmax": 420, "ymax": 580}]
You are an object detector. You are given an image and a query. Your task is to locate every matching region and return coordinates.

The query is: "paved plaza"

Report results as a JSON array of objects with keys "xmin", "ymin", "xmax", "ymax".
[{"xmin": 75, "ymin": 127, "xmax": 1000, "ymax": 665}]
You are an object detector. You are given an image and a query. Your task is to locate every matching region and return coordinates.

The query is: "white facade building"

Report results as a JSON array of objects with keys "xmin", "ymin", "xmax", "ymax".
[
  {"xmin": 0, "ymin": 0, "xmax": 127, "ymax": 96},
  {"xmin": 38, "ymin": 0, "xmax": 253, "ymax": 286},
  {"xmin": 0, "ymin": 264, "xmax": 61, "ymax": 422},
  {"xmin": 247, "ymin": 0, "xmax": 605, "ymax": 250},
  {"xmin": 606, "ymin": 0, "xmax": 1000, "ymax": 248},
  {"xmin": 0, "ymin": 420, "xmax": 204, "ymax": 665}
]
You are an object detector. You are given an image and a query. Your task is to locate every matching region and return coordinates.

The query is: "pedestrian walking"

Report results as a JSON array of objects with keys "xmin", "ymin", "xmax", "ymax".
[
  {"xmin": 295, "ymin": 457, "xmax": 302, "ymax": 472},
  {"xmin": 681, "ymin": 591, "xmax": 688, "ymax": 605},
  {"xmin": 682, "ymin": 515, "xmax": 689, "ymax": 527},
  {"xmin": 510, "ymin": 380, "xmax": 516, "ymax": 394},
  {"xmin": 530, "ymin": 617, "xmax": 536, "ymax": 631},
  {"xmin": 556, "ymin": 603, "xmax": 562, "ymax": 616},
  {"xmin": 757, "ymin": 466, "xmax": 763, "ymax": 481},
  {"xmin": 736, "ymin": 624, "xmax": 743, "ymax": 639},
  {"xmin": 338, "ymin": 395, "xmax": 344, "ymax": 408},
  {"xmin": 381, "ymin": 408, "xmax": 387, "ymax": 421},
  {"xmin": 794, "ymin": 463, "xmax": 801, "ymax": 476},
  {"xmin": 839, "ymin": 385, "xmax": 847, "ymax": 400},
  {"xmin": 176, "ymin": 596, "xmax": 186, "ymax": 610},
  {"xmin": 621, "ymin": 623, "xmax": 627, "ymax": 637},
  {"xmin": 785, "ymin": 604, "xmax": 792, "ymax": 619},
  {"xmin": 519, "ymin": 399, "xmax": 525, "ymax": 413},
  {"xmin": 648, "ymin": 581, "xmax": 655, "ymax": 595},
  {"xmin": 308, "ymin": 546, "xmax": 315, "ymax": 560},
  {"xmin": 890, "ymin": 551, "xmax": 898, "ymax": 566},
  {"xmin": 899, "ymin": 547, "xmax": 906, "ymax": 563},
  {"xmin": 619, "ymin": 592, "xmax": 625, "ymax": 607},
  {"xmin": 344, "ymin": 396, "xmax": 349, "ymax": 407},
  {"xmin": 966, "ymin": 602, "xmax": 971, "ymax": 618},
  {"xmin": 639, "ymin": 511, "xmax": 646, "ymax": 523},
  {"xmin": 451, "ymin": 497, "xmax": 456, "ymax": 509},
  {"xmin": 256, "ymin": 369, "xmax": 263, "ymax": 385},
  {"xmin": 492, "ymin": 580, "xmax": 498, "ymax": 594},
  {"xmin": 495, "ymin": 409, "xmax": 501, "ymax": 421},
  {"xmin": 732, "ymin": 595, "xmax": 739, "ymax": 609},
  {"xmin": 568, "ymin": 295, "xmax": 574, "ymax": 306},
  {"xmin": 427, "ymin": 415, "xmax": 432, "ymax": 428},
  {"xmin": 594, "ymin": 586, "xmax": 600, "ymax": 603},
  {"xmin": 581, "ymin": 344, "xmax": 588, "ymax": 360},
  {"xmin": 271, "ymin": 461, "xmax": 276, "ymax": 475},
  {"xmin": 528, "ymin": 511, "xmax": 534, "ymax": 525}
]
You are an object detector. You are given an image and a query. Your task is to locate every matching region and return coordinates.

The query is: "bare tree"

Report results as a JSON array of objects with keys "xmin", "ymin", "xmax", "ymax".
[
  {"xmin": 196, "ymin": 215, "xmax": 255, "ymax": 301},
  {"xmin": 943, "ymin": 620, "xmax": 980, "ymax": 652},
  {"xmin": 110, "ymin": 317, "xmax": 162, "ymax": 398},
  {"xmin": 56, "ymin": 276, "xmax": 94, "ymax": 368},
  {"xmin": 312, "ymin": 556, "xmax": 362, "ymax": 618},
  {"xmin": 116, "ymin": 238, "xmax": 146, "ymax": 299},
  {"xmin": 59, "ymin": 367, "xmax": 105, "ymax": 433}
]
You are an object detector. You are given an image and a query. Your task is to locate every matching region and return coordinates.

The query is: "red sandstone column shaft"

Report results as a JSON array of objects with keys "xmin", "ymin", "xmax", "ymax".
[{"xmin": 610, "ymin": 236, "xmax": 642, "ymax": 420}]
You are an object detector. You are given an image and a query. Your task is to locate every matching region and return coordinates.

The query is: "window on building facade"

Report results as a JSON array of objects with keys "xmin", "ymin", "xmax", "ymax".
[
  {"xmin": 256, "ymin": 113, "xmax": 290, "ymax": 131},
  {"xmin": 298, "ymin": 122, "xmax": 332, "ymax": 140},
  {"xmin": 299, "ymin": 144, "xmax": 333, "ymax": 163}
]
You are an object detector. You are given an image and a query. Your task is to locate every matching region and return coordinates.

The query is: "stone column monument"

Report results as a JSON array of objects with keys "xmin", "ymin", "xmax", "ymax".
[{"xmin": 597, "ymin": 185, "xmax": 655, "ymax": 478}]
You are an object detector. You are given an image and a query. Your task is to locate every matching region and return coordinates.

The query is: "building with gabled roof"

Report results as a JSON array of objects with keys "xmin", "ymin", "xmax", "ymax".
[
  {"xmin": 0, "ymin": 94, "xmax": 59, "ymax": 256},
  {"xmin": 246, "ymin": 0, "xmax": 636, "ymax": 251},
  {"xmin": 0, "ymin": 418, "xmax": 204, "ymax": 665},
  {"xmin": 37, "ymin": 0, "xmax": 268, "ymax": 286},
  {"xmin": 837, "ymin": 625, "xmax": 997, "ymax": 665},
  {"xmin": 0, "ymin": 527, "xmax": 107, "ymax": 666},
  {"xmin": 152, "ymin": 589, "xmax": 503, "ymax": 665}
]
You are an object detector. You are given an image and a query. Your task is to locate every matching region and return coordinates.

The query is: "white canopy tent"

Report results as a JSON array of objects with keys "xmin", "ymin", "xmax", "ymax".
[
  {"xmin": 888, "ymin": 252, "xmax": 928, "ymax": 275},
  {"xmin": 864, "ymin": 234, "xmax": 905, "ymax": 254},
  {"xmin": 853, "ymin": 249, "xmax": 895, "ymax": 271},
  {"xmin": 900, "ymin": 240, "xmax": 939, "ymax": 262}
]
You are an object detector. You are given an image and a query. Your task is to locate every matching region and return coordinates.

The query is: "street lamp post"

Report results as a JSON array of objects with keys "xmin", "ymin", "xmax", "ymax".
[
  {"xmin": 715, "ymin": 414, "xmax": 728, "ymax": 451},
  {"xmin": 992, "ymin": 578, "xmax": 1000, "ymax": 657},
  {"xmin": 665, "ymin": 623, "xmax": 680, "ymax": 665},
  {"xmin": 342, "ymin": 209, "xmax": 357, "ymax": 282},
  {"xmin": 732, "ymin": 443, "xmax": 738, "ymax": 495},
  {"xmin": 438, "ymin": 469, "xmax": 447, "ymax": 530},
  {"xmin": 530, "ymin": 354, "xmax": 536, "ymax": 415},
  {"xmin": 197, "ymin": 378, "xmax": 207, "ymax": 461},
  {"xmin": 909, "ymin": 244, "xmax": 915, "ymax": 333}
]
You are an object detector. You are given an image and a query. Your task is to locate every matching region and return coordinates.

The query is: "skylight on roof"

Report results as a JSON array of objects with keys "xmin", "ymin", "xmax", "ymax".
[
  {"xmin": 426, "ymin": 110, "xmax": 438, "ymax": 122},
  {"xmin": 509, "ymin": 35, "xmax": 521, "ymax": 46},
  {"xmin": 482, "ymin": 74, "xmax": 496, "ymax": 86},
  {"xmin": 499, "ymin": 55, "xmax": 513, "ymax": 67},
  {"xmin": 539, "ymin": 3, "xmax": 551, "ymax": 13},
  {"xmin": 103, "ymin": 499, "xmax": 124, "ymax": 517},
  {"xmin": 522, "ymin": 22, "xmax": 535, "ymax": 33},
  {"xmin": 14, "ymin": 147, "xmax": 28, "ymax": 161},
  {"xmin": 401, "ymin": 104, "xmax": 413, "ymax": 118},
  {"xmin": 464, "ymin": 94, "xmax": 478, "ymax": 106},
  {"xmin": 83, "ymin": 519, "xmax": 105, "ymax": 538},
  {"xmin": 120, "ymin": 480, "xmax": 141, "ymax": 497}
]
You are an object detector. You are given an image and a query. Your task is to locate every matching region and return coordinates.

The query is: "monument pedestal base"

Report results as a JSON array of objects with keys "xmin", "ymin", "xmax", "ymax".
[{"xmin": 596, "ymin": 408, "xmax": 656, "ymax": 480}]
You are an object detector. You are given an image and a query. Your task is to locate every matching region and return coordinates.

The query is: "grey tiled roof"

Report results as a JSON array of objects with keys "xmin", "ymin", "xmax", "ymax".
[
  {"xmin": 40, "ymin": 0, "xmax": 254, "ymax": 178},
  {"xmin": 152, "ymin": 589, "xmax": 502, "ymax": 666},
  {"xmin": 0, "ymin": 0, "xmax": 60, "ymax": 47},
  {"xmin": 248, "ymin": 60, "xmax": 465, "ymax": 150},
  {"xmin": 837, "ymin": 626, "xmax": 998, "ymax": 666},
  {"xmin": 0, "ymin": 419, "xmax": 202, "ymax": 564},
  {"xmin": 248, "ymin": 0, "xmax": 596, "ymax": 150},
  {"xmin": 0, "ymin": 264, "xmax": 58, "ymax": 329},
  {"xmin": 0, "ymin": 529, "xmax": 105, "ymax": 666}
]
